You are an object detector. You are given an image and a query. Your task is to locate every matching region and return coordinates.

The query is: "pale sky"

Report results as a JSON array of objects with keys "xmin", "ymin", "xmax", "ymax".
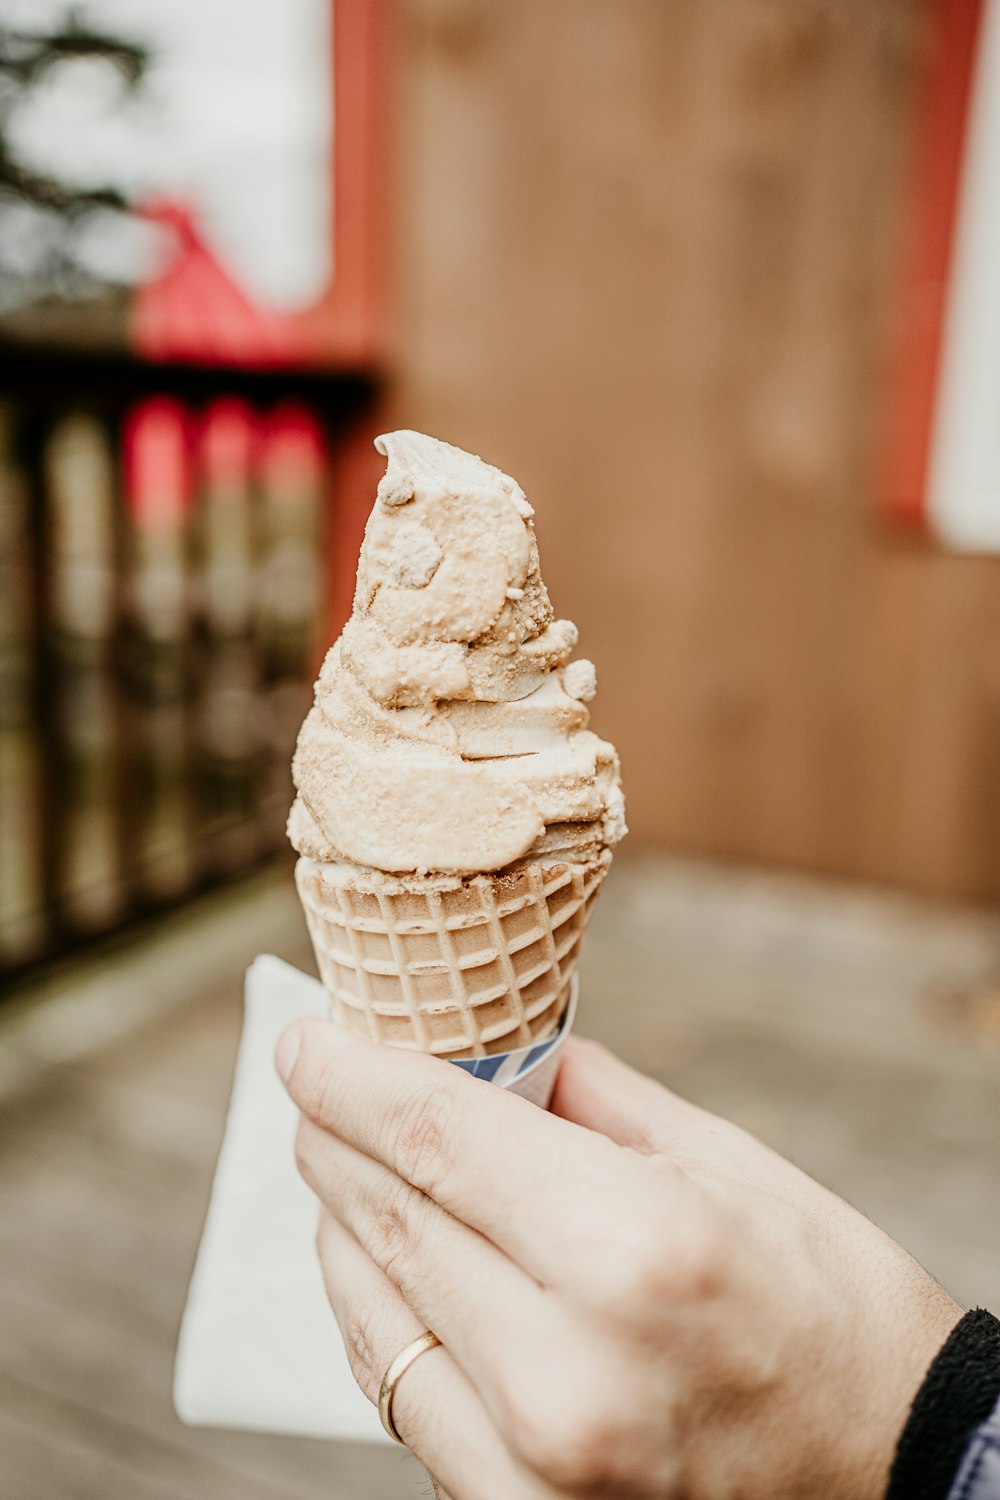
[{"xmin": 4, "ymin": 0, "xmax": 333, "ymax": 310}]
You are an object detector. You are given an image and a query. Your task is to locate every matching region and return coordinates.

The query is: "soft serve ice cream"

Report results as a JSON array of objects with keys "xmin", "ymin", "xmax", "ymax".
[{"xmin": 288, "ymin": 430, "xmax": 625, "ymax": 876}]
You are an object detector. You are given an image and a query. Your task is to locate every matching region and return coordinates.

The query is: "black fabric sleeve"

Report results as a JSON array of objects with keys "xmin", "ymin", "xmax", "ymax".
[{"xmin": 885, "ymin": 1308, "xmax": 1000, "ymax": 1500}]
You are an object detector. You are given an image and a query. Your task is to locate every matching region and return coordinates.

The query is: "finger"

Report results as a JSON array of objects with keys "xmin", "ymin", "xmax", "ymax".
[
  {"xmin": 277, "ymin": 1018, "xmax": 636, "ymax": 1282},
  {"xmin": 550, "ymin": 1036, "xmax": 706, "ymax": 1153},
  {"xmin": 317, "ymin": 1212, "xmax": 548, "ymax": 1500},
  {"xmin": 297, "ymin": 1115, "xmax": 553, "ymax": 1407}
]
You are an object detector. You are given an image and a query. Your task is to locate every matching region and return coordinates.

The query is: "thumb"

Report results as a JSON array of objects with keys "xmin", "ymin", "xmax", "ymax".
[{"xmin": 550, "ymin": 1036, "xmax": 706, "ymax": 1153}]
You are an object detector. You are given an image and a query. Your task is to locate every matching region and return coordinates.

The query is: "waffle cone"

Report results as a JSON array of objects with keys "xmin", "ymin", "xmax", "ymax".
[{"xmin": 295, "ymin": 853, "xmax": 610, "ymax": 1059}]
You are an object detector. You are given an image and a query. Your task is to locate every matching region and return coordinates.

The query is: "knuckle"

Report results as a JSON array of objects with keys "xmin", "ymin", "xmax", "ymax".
[
  {"xmin": 315, "ymin": 1212, "xmax": 332, "ymax": 1259},
  {"xmin": 313, "ymin": 1053, "xmax": 343, "ymax": 1128},
  {"xmin": 344, "ymin": 1306, "xmax": 381, "ymax": 1397},
  {"xmin": 656, "ymin": 1210, "xmax": 725, "ymax": 1307},
  {"xmin": 589, "ymin": 1191, "xmax": 723, "ymax": 1324},
  {"xmin": 508, "ymin": 1374, "xmax": 635, "ymax": 1493},
  {"xmin": 371, "ymin": 1201, "xmax": 408, "ymax": 1277},
  {"xmin": 287, "ymin": 1029, "xmax": 339, "ymax": 1124},
  {"xmin": 617, "ymin": 1228, "xmax": 677, "ymax": 1310},
  {"xmin": 369, "ymin": 1181, "xmax": 420, "ymax": 1281},
  {"xmin": 387, "ymin": 1083, "xmax": 461, "ymax": 1194},
  {"xmin": 574, "ymin": 1224, "xmax": 668, "ymax": 1323},
  {"xmin": 293, "ymin": 1115, "xmax": 316, "ymax": 1183}
]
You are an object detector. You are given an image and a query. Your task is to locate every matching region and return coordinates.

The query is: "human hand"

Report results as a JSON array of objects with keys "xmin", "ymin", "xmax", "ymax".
[{"xmin": 276, "ymin": 1023, "xmax": 960, "ymax": 1500}]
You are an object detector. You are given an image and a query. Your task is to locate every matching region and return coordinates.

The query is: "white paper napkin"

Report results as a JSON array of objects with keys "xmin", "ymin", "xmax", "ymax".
[{"xmin": 174, "ymin": 954, "xmax": 575, "ymax": 1441}]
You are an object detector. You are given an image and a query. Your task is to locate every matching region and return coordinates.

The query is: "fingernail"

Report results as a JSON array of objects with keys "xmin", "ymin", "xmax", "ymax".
[{"xmin": 275, "ymin": 1023, "xmax": 302, "ymax": 1083}]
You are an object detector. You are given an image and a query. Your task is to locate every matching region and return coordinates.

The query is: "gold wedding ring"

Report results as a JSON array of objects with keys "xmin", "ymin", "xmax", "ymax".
[{"xmin": 378, "ymin": 1330, "xmax": 442, "ymax": 1445}]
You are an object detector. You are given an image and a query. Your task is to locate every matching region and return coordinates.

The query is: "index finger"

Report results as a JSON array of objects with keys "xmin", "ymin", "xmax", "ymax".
[{"xmin": 277, "ymin": 1017, "xmax": 629, "ymax": 1283}]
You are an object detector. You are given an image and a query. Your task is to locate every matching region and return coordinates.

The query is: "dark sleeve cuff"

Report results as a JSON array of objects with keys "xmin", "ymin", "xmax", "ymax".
[{"xmin": 886, "ymin": 1308, "xmax": 1000, "ymax": 1500}]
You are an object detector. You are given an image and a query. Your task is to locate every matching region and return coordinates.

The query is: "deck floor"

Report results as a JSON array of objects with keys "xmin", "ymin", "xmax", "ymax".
[{"xmin": 2, "ymin": 854, "xmax": 1000, "ymax": 1498}]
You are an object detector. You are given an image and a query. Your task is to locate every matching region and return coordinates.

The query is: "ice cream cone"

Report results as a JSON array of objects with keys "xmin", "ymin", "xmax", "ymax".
[
  {"xmin": 288, "ymin": 432, "xmax": 625, "ymax": 1065},
  {"xmin": 295, "ymin": 852, "xmax": 609, "ymax": 1059}
]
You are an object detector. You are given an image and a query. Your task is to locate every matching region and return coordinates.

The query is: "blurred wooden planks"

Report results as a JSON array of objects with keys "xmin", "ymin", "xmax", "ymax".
[{"xmin": 386, "ymin": 0, "xmax": 1000, "ymax": 899}]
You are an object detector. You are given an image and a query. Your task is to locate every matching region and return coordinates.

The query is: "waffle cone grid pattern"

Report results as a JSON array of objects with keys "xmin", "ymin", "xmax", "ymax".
[{"xmin": 296, "ymin": 857, "xmax": 608, "ymax": 1058}]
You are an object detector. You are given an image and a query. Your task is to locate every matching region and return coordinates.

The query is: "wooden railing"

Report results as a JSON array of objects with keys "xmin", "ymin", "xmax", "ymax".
[{"xmin": 0, "ymin": 357, "xmax": 374, "ymax": 976}]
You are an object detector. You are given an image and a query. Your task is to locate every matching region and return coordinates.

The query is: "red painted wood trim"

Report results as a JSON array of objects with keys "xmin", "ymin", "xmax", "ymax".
[
  {"xmin": 296, "ymin": 0, "xmax": 392, "ymax": 368},
  {"xmin": 324, "ymin": 417, "xmax": 385, "ymax": 648},
  {"xmin": 880, "ymin": 0, "xmax": 985, "ymax": 528}
]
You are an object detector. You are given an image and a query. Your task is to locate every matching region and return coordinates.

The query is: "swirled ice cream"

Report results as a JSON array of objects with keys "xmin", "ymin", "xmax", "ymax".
[{"xmin": 288, "ymin": 431, "xmax": 625, "ymax": 875}]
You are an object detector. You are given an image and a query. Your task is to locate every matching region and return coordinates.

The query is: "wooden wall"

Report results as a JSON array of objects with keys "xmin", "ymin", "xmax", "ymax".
[{"xmin": 382, "ymin": 0, "xmax": 1000, "ymax": 901}]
